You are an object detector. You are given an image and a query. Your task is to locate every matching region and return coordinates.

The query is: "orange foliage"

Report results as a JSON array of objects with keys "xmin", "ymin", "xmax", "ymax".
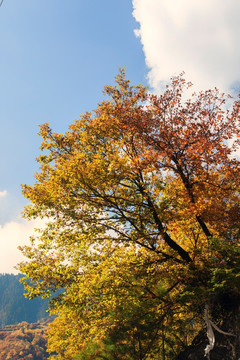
[{"xmin": 18, "ymin": 70, "xmax": 240, "ymax": 359}]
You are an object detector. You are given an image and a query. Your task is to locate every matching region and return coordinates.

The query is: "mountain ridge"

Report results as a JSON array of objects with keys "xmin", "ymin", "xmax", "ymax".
[{"xmin": 0, "ymin": 273, "xmax": 50, "ymax": 326}]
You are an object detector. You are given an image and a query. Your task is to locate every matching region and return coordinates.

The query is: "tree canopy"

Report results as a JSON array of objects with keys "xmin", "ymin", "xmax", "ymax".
[{"xmin": 18, "ymin": 70, "xmax": 240, "ymax": 360}]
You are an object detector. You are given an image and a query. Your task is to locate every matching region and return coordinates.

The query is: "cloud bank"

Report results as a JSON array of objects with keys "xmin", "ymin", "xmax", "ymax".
[
  {"xmin": 0, "ymin": 218, "xmax": 45, "ymax": 274},
  {"xmin": 132, "ymin": 0, "xmax": 240, "ymax": 93},
  {"xmin": 0, "ymin": 190, "xmax": 7, "ymax": 199}
]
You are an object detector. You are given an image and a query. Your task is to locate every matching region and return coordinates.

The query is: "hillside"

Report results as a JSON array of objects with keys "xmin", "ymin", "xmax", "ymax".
[
  {"xmin": 0, "ymin": 274, "xmax": 49, "ymax": 326},
  {"xmin": 0, "ymin": 320, "xmax": 51, "ymax": 360}
]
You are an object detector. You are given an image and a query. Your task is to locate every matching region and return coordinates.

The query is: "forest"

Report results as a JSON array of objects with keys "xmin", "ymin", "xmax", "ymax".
[
  {"xmin": 17, "ymin": 71, "xmax": 240, "ymax": 360},
  {"xmin": 0, "ymin": 274, "xmax": 53, "ymax": 359},
  {"xmin": 0, "ymin": 273, "xmax": 49, "ymax": 326},
  {"xmin": 0, "ymin": 320, "xmax": 51, "ymax": 360}
]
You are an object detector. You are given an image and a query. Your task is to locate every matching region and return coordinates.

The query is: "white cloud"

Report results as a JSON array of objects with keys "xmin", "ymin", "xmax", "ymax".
[
  {"xmin": 0, "ymin": 218, "xmax": 45, "ymax": 274},
  {"xmin": 132, "ymin": 0, "xmax": 240, "ymax": 93},
  {"xmin": 0, "ymin": 190, "xmax": 7, "ymax": 199}
]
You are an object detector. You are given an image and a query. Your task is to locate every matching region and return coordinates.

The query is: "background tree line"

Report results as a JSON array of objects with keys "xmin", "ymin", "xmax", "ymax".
[{"xmin": 0, "ymin": 273, "xmax": 49, "ymax": 326}]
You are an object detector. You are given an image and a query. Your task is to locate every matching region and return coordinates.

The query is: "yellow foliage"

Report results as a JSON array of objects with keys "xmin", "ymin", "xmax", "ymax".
[{"xmin": 18, "ymin": 70, "xmax": 240, "ymax": 359}]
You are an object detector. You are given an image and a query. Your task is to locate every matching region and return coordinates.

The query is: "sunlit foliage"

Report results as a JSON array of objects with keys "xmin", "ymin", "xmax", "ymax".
[{"xmin": 18, "ymin": 70, "xmax": 240, "ymax": 359}]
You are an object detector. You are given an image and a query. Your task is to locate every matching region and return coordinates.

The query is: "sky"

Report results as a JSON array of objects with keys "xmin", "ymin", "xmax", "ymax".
[{"xmin": 0, "ymin": 0, "xmax": 239, "ymax": 273}]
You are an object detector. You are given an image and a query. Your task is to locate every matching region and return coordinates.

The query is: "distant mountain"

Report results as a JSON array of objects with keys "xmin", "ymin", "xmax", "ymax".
[{"xmin": 0, "ymin": 274, "xmax": 49, "ymax": 326}]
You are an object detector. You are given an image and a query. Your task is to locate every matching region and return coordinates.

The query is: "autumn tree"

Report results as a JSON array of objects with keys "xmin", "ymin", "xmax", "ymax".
[{"xmin": 18, "ymin": 70, "xmax": 240, "ymax": 360}]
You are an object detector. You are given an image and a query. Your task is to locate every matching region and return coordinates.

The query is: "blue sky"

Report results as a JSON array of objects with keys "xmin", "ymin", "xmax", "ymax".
[
  {"xmin": 0, "ymin": 0, "xmax": 147, "ymax": 223},
  {"xmin": 0, "ymin": 0, "xmax": 240, "ymax": 273}
]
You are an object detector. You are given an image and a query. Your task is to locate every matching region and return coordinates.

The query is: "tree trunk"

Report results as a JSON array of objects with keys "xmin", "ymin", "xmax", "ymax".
[{"xmin": 175, "ymin": 295, "xmax": 240, "ymax": 360}]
